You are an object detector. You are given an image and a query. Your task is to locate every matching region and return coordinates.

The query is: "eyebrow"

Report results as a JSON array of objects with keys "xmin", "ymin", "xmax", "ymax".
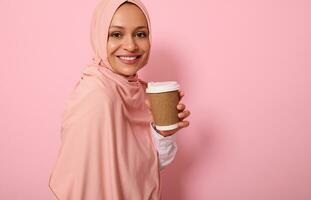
[{"xmin": 109, "ymin": 25, "xmax": 148, "ymax": 30}]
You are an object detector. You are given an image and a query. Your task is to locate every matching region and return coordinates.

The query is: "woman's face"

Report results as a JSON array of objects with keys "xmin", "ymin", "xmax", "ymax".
[{"xmin": 107, "ymin": 3, "xmax": 150, "ymax": 77}]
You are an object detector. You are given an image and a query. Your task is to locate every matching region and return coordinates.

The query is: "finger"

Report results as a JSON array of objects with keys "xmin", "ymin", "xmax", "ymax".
[
  {"xmin": 178, "ymin": 121, "xmax": 190, "ymax": 128},
  {"xmin": 179, "ymin": 90, "xmax": 185, "ymax": 100},
  {"xmin": 178, "ymin": 110, "xmax": 191, "ymax": 119},
  {"xmin": 159, "ymin": 129, "xmax": 178, "ymax": 137},
  {"xmin": 177, "ymin": 103, "xmax": 186, "ymax": 111}
]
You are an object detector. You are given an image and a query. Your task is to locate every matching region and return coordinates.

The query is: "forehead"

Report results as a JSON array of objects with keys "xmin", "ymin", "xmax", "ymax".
[{"xmin": 110, "ymin": 3, "xmax": 148, "ymax": 28}]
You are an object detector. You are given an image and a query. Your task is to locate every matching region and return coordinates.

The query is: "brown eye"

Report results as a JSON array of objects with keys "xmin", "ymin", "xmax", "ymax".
[
  {"xmin": 110, "ymin": 32, "xmax": 122, "ymax": 38},
  {"xmin": 136, "ymin": 32, "xmax": 147, "ymax": 38}
]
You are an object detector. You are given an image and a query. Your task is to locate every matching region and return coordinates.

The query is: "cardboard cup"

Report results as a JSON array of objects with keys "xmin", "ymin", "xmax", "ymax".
[{"xmin": 146, "ymin": 81, "xmax": 180, "ymax": 131}]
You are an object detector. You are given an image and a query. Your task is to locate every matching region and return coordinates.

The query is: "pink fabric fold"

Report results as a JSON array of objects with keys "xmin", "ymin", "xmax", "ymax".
[{"xmin": 49, "ymin": 0, "xmax": 162, "ymax": 199}]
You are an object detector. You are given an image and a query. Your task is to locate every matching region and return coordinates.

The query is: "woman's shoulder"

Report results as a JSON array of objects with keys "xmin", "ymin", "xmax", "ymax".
[
  {"xmin": 61, "ymin": 73, "xmax": 115, "ymax": 128},
  {"xmin": 76, "ymin": 76, "xmax": 116, "ymax": 102},
  {"xmin": 66, "ymin": 66, "xmax": 117, "ymax": 106},
  {"xmin": 81, "ymin": 66, "xmax": 114, "ymax": 88}
]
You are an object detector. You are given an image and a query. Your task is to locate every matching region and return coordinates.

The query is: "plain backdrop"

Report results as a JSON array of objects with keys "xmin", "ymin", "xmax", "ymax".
[{"xmin": 1, "ymin": 0, "xmax": 311, "ymax": 199}]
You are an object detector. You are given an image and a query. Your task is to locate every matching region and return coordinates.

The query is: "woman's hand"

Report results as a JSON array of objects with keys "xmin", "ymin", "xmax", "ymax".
[{"xmin": 145, "ymin": 90, "xmax": 191, "ymax": 137}]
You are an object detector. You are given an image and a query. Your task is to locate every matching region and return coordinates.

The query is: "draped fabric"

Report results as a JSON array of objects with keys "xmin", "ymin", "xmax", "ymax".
[{"xmin": 49, "ymin": 0, "xmax": 162, "ymax": 199}]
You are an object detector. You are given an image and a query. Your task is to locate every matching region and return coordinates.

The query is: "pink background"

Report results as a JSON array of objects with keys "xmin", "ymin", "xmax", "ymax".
[{"xmin": 1, "ymin": 0, "xmax": 311, "ymax": 199}]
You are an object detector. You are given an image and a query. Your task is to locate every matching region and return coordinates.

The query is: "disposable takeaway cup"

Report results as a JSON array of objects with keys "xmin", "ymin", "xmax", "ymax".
[{"xmin": 146, "ymin": 81, "xmax": 180, "ymax": 131}]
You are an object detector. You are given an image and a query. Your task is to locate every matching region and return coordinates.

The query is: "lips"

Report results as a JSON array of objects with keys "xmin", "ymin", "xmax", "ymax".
[{"xmin": 117, "ymin": 55, "xmax": 142, "ymax": 65}]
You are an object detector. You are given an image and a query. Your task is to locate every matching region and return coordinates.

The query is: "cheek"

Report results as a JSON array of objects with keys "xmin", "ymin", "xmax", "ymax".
[
  {"xmin": 140, "ymin": 41, "xmax": 150, "ymax": 53},
  {"xmin": 107, "ymin": 41, "xmax": 119, "ymax": 56},
  {"xmin": 140, "ymin": 42, "xmax": 150, "ymax": 65}
]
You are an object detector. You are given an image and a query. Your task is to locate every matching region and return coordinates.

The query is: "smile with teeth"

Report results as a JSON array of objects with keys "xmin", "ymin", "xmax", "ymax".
[{"xmin": 118, "ymin": 56, "xmax": 140, "ymax": 60}]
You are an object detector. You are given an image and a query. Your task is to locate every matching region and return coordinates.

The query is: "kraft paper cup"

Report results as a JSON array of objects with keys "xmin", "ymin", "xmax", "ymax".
[{"xmin": 146, "ymin": 81, "xmax": 180, "ymax": 131}]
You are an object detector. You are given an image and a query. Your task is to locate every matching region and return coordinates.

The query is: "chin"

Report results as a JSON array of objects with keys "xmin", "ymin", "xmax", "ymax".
[
  {"xmin": 118, "ymin": 68, "xmax": 139, "ymax": 77},
  {"xmin": 120, "ymin": 65, "xmax": 144, "ymax": 76}
]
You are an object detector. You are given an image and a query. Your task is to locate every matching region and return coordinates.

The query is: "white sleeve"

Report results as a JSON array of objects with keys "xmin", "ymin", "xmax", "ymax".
[{"xmin": 150, "ymin": 123, "xmax": 178, "ymax": 170}]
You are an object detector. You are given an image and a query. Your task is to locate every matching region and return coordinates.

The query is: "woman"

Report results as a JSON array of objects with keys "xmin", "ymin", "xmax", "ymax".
[{"xmin": 49, "ymin": 0, "xmax": 191, "ymax": 199}]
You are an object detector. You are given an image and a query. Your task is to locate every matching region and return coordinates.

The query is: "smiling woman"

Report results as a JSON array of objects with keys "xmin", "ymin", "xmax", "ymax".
[
  {"xmin": 48, "ymin": 0, "xmax": 191, "ymax": 199},
  {"xmin": 107, "ymin": 3, "xmax": 151, "ymax": 76}
]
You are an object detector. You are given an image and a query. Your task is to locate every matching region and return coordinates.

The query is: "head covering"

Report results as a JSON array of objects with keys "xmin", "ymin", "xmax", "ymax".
[{"xmin": 48, "ymin": 1, "xmax": 162, "ymax": 199}]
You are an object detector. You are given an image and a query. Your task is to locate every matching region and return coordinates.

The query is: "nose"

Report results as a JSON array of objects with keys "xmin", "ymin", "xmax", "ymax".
[{"xmin": 123, "ymin": 36, "xmax": 138, "ymax": 52}]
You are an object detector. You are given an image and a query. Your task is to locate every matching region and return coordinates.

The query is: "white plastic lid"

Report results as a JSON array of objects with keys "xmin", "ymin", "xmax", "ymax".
[{"xmin": 146, "ymin": 81, "xmax": 180, "ymax": 93}]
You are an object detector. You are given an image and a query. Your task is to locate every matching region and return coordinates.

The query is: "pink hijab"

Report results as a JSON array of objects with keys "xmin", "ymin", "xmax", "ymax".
[{"xmin": 48, "ymin": 0, "xmax": 162, "ymax": 199}]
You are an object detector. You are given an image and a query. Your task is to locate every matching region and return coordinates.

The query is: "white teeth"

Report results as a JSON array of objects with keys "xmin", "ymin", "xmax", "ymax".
[{"xmin": 119, "ymin": 56, "xmax": 138, "ymax": 60}]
